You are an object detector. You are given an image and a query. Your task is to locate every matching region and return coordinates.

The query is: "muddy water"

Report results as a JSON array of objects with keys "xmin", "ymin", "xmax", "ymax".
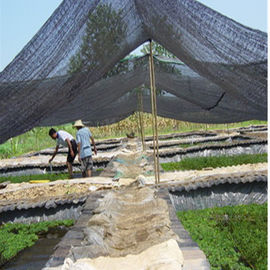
[{"xmin": 3, "ymin": 228, "xmax": 68, "ymax": 270}]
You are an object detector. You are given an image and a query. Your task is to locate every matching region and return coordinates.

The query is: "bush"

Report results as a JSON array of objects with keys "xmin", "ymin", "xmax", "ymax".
[{"xmin": 177, "ymin": 203, "xmax": 267, "ymax": 270}]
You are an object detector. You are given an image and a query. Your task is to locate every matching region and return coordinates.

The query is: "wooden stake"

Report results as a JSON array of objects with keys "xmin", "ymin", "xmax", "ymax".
[
  {"xmin": 137, "ymin": 87, "xmax": 146, "ymax": 151},
  {"xmin": 149, "ymin": 41, "xmax": 160, "ymax": 184}
]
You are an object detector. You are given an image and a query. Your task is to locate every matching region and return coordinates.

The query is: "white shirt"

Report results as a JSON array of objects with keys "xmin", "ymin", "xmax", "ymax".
[{"xmin": 56, "ymin": 130, "xmax": 74, "ymax": 147}]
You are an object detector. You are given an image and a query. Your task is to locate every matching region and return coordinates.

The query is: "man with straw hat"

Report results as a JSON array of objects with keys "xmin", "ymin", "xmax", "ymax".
[{"xmin": 73, "ymin": 120, "xmax": 97, "ymax": 177}]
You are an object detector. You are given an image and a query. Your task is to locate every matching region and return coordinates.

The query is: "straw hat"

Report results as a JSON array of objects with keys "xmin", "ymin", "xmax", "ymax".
[{"xmin": 73, "ymin": 120, "xmax": 85, "ymax": 127}]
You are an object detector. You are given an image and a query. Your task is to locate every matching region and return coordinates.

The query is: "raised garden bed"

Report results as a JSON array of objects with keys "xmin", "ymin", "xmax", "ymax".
[
  {"xmin": 177, "ymin": 203, "xmax": 267, "ymax": 270},
  {"xmin": 161, "ymin": 153, "xmax": 267, "ymax": 171}
]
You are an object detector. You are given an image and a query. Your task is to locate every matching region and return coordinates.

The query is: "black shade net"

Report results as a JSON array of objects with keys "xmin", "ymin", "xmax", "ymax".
[{"xmin": 0, "ymin": 0, "xmax": 267, "ymax": 143}]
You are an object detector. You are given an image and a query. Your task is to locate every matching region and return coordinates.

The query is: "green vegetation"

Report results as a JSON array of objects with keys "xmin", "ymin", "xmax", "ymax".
[
  {"xmin": 0, "ymin": 124, "xmax": 76, "ymax": 159},
  {"xmin": 0, "ymin": 173, "xmax": 70, "ymax": 184},
  {"xmin": 140, "ymin": 41, "xmax": 181, "ymax": 84},
  {"xmin": 69, "ymin": 3, "xmax": 127, "ymax": 74},
  {"xmin": 179, "ymin": 143, "xmax": 198, "ymax": 148},
  {"xmin": 0, "ymin": 169, "xmax": 104, "ymax": 184},
  {"xmin": 0, "ymin": 115, "xmax": 266, "ymax": 159},
  {"xmin": 161, "ymin": 153, "xmax": 267, "ymax": 171},
  {"xmin": 177, "ymin": 203, "xmax": 267, "ymax": 270},
  {"xmin": 0, "ymin": 220, "xmax": 74, "ymax": 266},
  {"xmin": 141, "ymin": 41, "xmax": 176, "ymax": 58}
]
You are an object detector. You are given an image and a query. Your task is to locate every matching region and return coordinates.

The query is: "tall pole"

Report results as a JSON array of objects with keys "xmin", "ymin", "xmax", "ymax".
[
  {"xmin": 149, "ymin": 40, "xmax": 160, "ymax": 184},
  {"xmin": 137, "ymin": 87, "xmax": 146, "ymax": 151}
]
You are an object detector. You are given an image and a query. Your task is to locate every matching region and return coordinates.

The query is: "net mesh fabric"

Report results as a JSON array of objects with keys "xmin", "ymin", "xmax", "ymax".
[{"xmin": 0, "ymin": 0, "xmax": 267, "ymax": 143}]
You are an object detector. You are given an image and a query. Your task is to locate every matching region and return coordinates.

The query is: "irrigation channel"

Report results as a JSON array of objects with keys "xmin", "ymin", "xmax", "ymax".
[{"xmin": 0, "ymin": 125, "xmax": 267, "ymax": 270}]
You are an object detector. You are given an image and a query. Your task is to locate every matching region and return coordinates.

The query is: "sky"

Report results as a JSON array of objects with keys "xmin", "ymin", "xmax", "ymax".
[{"xmin": 0, "ymin": 0, "xmax": 267, "ymax": 72}]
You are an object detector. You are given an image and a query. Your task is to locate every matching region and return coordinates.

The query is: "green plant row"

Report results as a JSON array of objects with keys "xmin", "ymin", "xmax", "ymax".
[
  {"xmin": 161, "ymin": 153, "xmax": 267, "ymax": 171},
  {"xmin": 0, "ymin": 173, "xmax": 70, "ymax": 184},
  {"xmin": 0, "ymin": 220, "xmax": 74, "ymax": 266},
  {"xmin": 177, "ymin": 203, "xmax": 267, "ymax": 270},
  {"xmin": 178, "ymin": 141, "xmax": 219, "ymax": 148},
  {"xmin": 0, "ymin": 168, "xmax": 104, "ymax": 184}
]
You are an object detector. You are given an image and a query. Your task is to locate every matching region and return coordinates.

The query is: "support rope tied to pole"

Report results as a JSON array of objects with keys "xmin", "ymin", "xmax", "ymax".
[{"xmin": 149, "ymin": 40, "xmax": 160, "ymax": 184}]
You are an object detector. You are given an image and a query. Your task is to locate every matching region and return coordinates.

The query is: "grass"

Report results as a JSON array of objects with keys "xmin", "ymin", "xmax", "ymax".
[
  {"xmin": 0, "ymin": 124, "xmax": 76, "ymax": 159},
  {"xmin": 161, "ymin": 153, "xmax": 267, "ymax": 171},
  {"xmin": 0, "ymin": 173, "xmax": 70, "ymax": 184},
  {"xmin": 179, "ymin": 143, "xmax": 195, "ymax": 148},
  {"xmin": 179, "ymin": 143, "xmax": 201, "ymax": 148},
  {"xmin": 178, "ymin": 141, "xmax": 226, "ymax": 148},
  {"xmin": 0, "ymin": 168, "xmax": 104, "ymax": 184},
  {"xmin": 177, "ymin": 203, "xmax": 267, "ymax": 270},
  {"xmin": 0, "ymin": 220, "xmax": 74, "ymax": 266},
  {"xmin": 0, "ymin": 114, "xmax": 266, "ymax": 159}
]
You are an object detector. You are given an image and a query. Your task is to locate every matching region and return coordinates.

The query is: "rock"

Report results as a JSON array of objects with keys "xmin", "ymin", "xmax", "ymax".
[
  {"xmin": 89, "ymin": 186, "xmax": 98, "ymax": 192},
  {"xmin": 100, "ymin": 150, "xmax": 154, "ymax": 179},
  {"xmin": 136, "ymin": 175, "xmax": 146, "ymax": 187},
  {"xmin": 0, "ymin": 181, "xmax": 10, "ymax": 189},
  {"xmin": 72, "ymin": 245, "xmax": 107, "ymax": 261},
  {"xmin": 83, "ymin": 226, "xmax": 105, "ymax": 246},
  {"xmin": 45, "ymin": 200, "xmax": 57, "ymax": 209},
  {"xmin": 83, "ymin": 186, "xmax": 179, "ymax": 257},
  {"xmin": 126, "ymin": 132, "xmax": 135, "ymax": 139},
  {"xmin": 44, "ymin": 239, "xmax": 183, "ymax": 270},
  {"xmin": 202, "ymin": 167, "xmax": 214, "ymax": 171}
]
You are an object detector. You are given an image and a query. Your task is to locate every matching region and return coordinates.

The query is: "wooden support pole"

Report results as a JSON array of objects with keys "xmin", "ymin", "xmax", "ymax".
[
  {"xmin": 149, "ymin": 41, "xmax": 160, "ymax": 184},
  {"xmin": 137, "ymin": 87, "xmax": 146, "ymax": 151}
]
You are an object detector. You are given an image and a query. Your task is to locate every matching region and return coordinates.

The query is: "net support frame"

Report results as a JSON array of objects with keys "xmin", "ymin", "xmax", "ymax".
[
  {"xmin": 149, "ymin": 40, "xmax": 160, "ymax": 185},
  {"xmin": 137, "ymin": 86, "xmax": 146, "ymax": 151}
]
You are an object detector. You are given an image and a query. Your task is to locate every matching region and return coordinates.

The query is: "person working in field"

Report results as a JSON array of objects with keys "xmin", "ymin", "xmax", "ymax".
[
  {"xmin": 48, "ymin": 128, "xmax": 78, "ymax": 179},
  {"xmin": 73, "ymin": 120, "xmax": 97, "ymax": 177}
]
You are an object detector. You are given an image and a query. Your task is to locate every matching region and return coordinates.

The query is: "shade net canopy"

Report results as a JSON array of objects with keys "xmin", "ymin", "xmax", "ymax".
[{"xmin": 0, "ymin": 0, "xmax": 267, "ymax": 143}]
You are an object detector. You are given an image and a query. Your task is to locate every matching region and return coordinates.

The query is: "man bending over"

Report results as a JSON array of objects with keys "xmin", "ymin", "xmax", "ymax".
[
  {"xmin": 73, "ymin": 120, "xmax": 97, "ymax": 177},
  {"xmin": 48, "ymin": 128, "xmax": 77, "ymax": 178}
]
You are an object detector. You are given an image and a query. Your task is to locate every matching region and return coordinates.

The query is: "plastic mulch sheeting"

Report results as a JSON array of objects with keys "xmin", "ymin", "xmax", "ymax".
[
  {"xmin": 169, "ymin": 181, "xmax": 267, "ymax": 211},
  {"xmin": 159, "ymin": 143, "xmax": 268, "ymax": 163},
  {"xmin": 0, "ymin": 0, "xmax": 267, "ymax": 143}
]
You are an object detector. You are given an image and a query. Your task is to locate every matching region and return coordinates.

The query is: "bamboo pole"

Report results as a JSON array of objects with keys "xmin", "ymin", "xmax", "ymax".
[
  {"xmin": 137, "ymin": 87, "xmax": 146, "ymax": 151},
  {"xmin": 149, "ymin": 40, "xmax": 160, "ymax": 184}
]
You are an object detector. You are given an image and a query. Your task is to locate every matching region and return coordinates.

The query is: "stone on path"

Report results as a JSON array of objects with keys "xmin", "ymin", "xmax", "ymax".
[
  {"xmin": 73, "ymin": 186, "xmax": 179, "ymax": 258},
  {"xmin": 45, "ymin": 239, "xmax": 183, "ymax": 270}
]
